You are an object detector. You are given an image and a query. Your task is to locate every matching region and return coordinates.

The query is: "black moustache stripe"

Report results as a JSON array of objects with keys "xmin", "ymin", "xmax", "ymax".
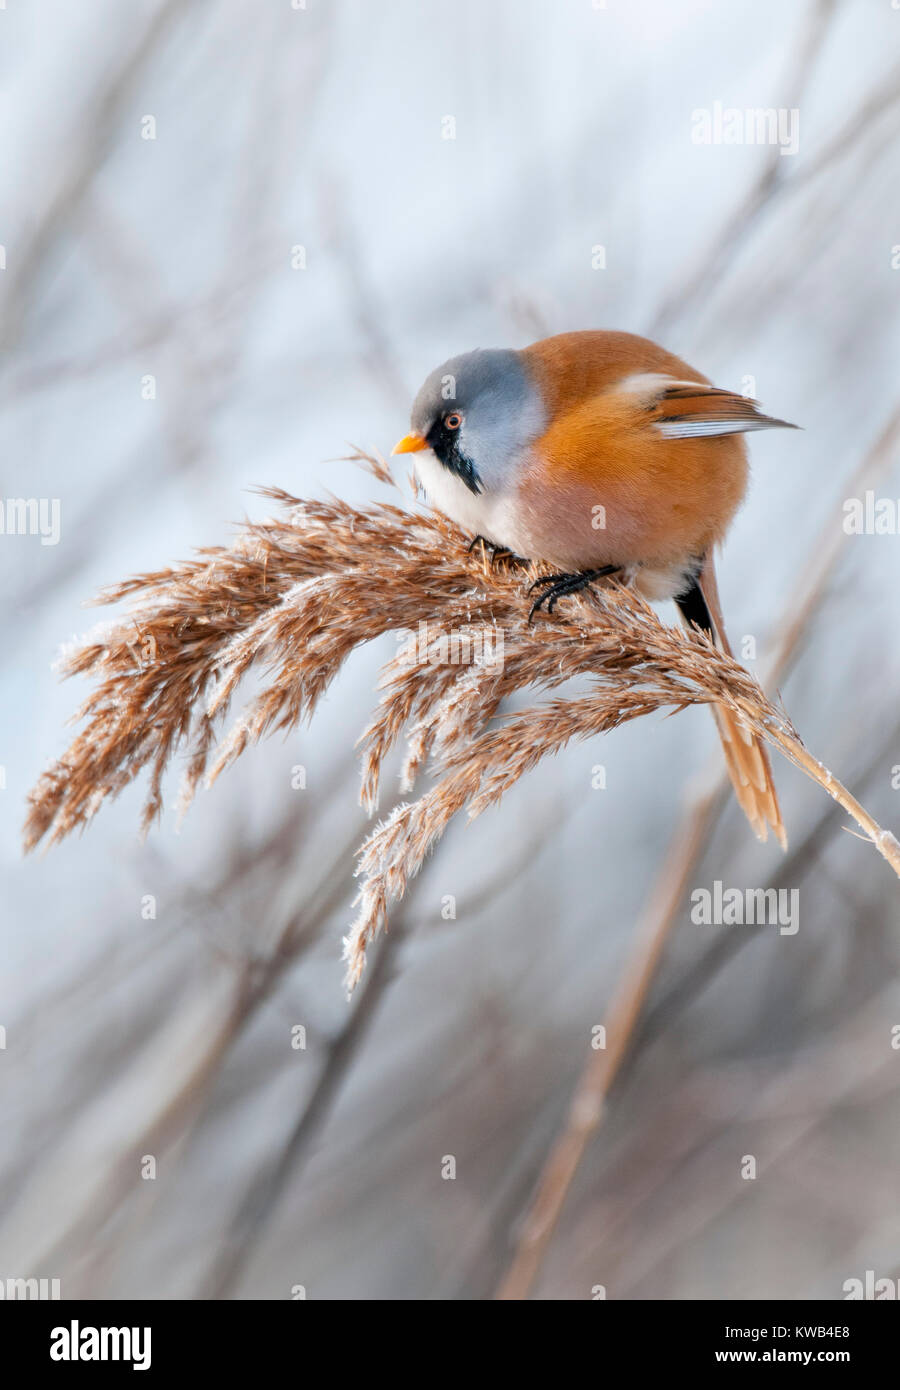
[
  {"xmin": 426, "ymin": 423, "xmax": 483, "ymax": 496},
  {"xmin": 443, "ymin": 447, "xmax": 482, "ymax": 495}
]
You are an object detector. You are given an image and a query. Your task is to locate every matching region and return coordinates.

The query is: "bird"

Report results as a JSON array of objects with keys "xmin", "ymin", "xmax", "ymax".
[{"xmin": 392, "ymin": 329, "xmax": 797, "ymax": 848}]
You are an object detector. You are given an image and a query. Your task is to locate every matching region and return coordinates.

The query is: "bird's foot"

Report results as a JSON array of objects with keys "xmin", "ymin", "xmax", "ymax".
[
  {"xmin": 467, "ymin": 534, "xmax": 515, "ymax": 568},
  {"xmin": 528, "ymin": 566, "xmax": 621, "ymax": 621}
]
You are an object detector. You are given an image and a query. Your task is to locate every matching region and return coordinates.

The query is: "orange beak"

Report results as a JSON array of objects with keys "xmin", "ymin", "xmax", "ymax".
[{"xmin": 391, "ymin": 432, "xmax": 428, "ymax": 456}]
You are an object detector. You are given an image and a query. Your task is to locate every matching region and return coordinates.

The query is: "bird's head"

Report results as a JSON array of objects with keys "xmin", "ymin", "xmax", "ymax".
[{"xmin": 392, "ymin": 347, "xmax": 545, "ymax": 495}]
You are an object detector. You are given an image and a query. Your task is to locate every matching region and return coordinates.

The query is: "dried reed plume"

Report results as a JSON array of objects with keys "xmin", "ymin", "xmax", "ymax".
[{"xmin": 25, "ymin": 454, "xmax": 900, "ymax": 991}]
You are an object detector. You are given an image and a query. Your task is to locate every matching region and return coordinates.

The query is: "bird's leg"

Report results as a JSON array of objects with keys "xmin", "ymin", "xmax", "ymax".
[{"xmin": 528, "ymin": 566, "xmax": 621, "ymax": 621}]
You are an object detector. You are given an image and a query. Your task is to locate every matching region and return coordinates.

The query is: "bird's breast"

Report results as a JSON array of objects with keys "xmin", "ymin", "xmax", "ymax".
[{"xmin": 413, "ymin": 450, "xmax": 521, "ymax": 551}]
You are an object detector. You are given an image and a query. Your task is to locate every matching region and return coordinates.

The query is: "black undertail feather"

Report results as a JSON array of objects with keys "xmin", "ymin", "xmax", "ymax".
[{"xmin": 674, "ymin": 567, "xmax": 714, "ymax": 638}]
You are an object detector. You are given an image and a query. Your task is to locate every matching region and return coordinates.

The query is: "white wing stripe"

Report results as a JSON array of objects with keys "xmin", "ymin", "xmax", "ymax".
[{"xmin": 655, "ymin": 418, "xmax": 788, "ymax": 439}]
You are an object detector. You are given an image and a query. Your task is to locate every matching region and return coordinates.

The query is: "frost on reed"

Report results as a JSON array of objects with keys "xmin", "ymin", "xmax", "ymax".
[{"xmin": 24, "ymin": 456, "xmax": 900, "ymax": 992}]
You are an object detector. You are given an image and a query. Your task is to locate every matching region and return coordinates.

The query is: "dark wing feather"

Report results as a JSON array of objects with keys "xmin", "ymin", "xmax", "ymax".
[{"xmin": 649, "ymin": 380, "xmax": 798, "ymax": 439}]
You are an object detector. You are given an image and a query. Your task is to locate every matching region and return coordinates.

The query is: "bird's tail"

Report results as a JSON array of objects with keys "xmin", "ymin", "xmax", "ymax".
[
  {"xmin": 677, "ymin": 554, "xmax": 787, "ymax": 849},
  {"xmin": 710, "ymin": 701, "xmax": 786, "ymax": 849}
]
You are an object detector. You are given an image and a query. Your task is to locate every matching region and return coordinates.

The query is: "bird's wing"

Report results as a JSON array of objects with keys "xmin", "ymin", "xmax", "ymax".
[{"xmin": 621, "ymin": 373, "xmax": 798, "ymax": 439}]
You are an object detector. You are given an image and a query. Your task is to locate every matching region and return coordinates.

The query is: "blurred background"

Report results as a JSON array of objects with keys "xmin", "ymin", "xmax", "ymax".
[{"xmin": 2, "ymin": 0, "xmax": 900, "ymax": 1300}]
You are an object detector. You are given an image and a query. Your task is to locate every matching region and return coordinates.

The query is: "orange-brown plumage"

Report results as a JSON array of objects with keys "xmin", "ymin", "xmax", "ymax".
[
  {"xmin": 517, "ymin": 331, "xmax": 749, "ymax": 574},
  {"xmin": 396, "ymin": 328, "xmax": 796, "ymax": 847},
  {"xmin": 522, "ymin": 329, "xmax": 704, "ymax": 418}
]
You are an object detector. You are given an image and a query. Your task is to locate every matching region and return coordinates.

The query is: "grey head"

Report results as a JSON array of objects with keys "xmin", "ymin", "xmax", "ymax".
[{"xmin": 407, "ymin": 348, "xmax": 545, "ymax": 495}]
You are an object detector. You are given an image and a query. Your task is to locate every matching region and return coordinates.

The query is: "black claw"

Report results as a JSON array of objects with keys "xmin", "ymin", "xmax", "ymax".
[
  {"xmin": 467, "ymin": 535, "xmax": 514, "ymax": 568},
  {"xmin": 527, "ymin": 573, "xmax": 562, "ymax": 593},
  {"xmin": 527, "ymin": 566, "xmax": 621, "ymax": 623}
]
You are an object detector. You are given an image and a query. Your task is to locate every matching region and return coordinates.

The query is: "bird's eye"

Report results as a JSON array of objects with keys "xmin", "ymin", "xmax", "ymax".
[{"xmin": 444, "ymin": 412, "xmax": 462, "ymax": 430}]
